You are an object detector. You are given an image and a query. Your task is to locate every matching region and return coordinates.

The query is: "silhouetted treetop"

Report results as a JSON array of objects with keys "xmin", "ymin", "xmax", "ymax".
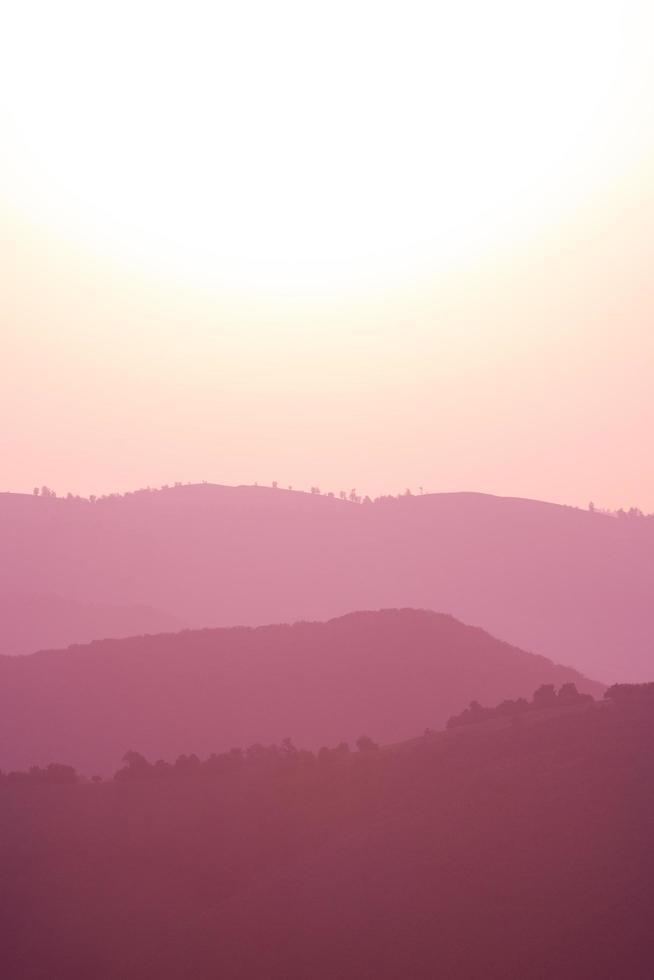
[{"xmin": 446, "ymin": 683, "xmax": 594, "ymax": 729}]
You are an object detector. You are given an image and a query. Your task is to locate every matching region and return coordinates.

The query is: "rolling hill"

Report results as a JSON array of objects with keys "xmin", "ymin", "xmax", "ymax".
[
  {"xmin": 1, "ymin": 484, "xmax": 652, "ymax": 680},
  {"xmin": 0, "ymin": 608, "xmax": 602, "ymax": 774},
  {"xmin": 0, "ymin": 593, "xmax": 184, "ymax": 657},
  {"xmin": 1, "ymin": 685, "xmax": 651, "ymax": 979}
]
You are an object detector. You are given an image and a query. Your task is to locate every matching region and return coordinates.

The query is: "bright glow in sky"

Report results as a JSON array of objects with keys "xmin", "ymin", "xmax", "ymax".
[
  {"xmin": 2, "ymin": 1, "xmax": 654, "ymax": 507},
  {"xmin": 3, "ymin": 0, "xmax": 651, "ymax": 290}
]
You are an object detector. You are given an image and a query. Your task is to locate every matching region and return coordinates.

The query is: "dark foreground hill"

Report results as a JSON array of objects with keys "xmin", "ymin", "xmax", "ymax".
[
  {"xmin": 0, "ymin": 609, "xmax": 601, "ymax": 774},
  {"xmin": 1, "ymin": 685, "xmax": 652, "ymax": 980},
  {"xmin": 1, "ymin": 484, "xmax": 653, "ymax": 680}
]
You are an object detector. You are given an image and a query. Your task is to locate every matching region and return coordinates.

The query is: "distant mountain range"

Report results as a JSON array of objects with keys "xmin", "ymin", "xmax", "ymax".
[
  {"xmin": 1, "ymin": 484, "xmax": 652, "ymax": 681},
  {"xmin": 0, "ymin": 608, "xmax": 602, "ymax": 774},
  {"xmin": 0, "ymin": 593, "xmax": 184, "ymax": 656}
]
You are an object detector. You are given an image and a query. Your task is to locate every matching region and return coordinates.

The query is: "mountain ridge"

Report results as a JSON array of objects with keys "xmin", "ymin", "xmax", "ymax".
[
  {"xmin": 0, "ymin": 607, "xmax": 603, "ymax": 775},
  {"xmin": 2, "ymin": 483, "xmax": 652, "ymax": 680}
]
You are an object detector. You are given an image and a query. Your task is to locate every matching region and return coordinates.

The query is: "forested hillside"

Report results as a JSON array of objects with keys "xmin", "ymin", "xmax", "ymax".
[
  {"xmin": 1, "ymin": 684, "xmax": 652, "ymax": 979},
  {"xmin": 0, "ymin": 608, "xmax": 601, "ymax": 774}
]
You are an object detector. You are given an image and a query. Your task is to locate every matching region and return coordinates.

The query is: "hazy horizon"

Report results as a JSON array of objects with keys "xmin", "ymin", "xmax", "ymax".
[
  {"xmin": 2, "ymin": 478, "xmax": 651, "ymax": 516},
  {"xmin": 3, "ymin": 2, "xmax": 654, "ymax": 511}
]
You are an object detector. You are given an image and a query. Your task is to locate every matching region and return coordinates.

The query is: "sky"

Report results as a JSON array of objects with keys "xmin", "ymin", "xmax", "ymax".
[{"xmin": 2, "ymin": 0, "xmax": 654, "ymax": 509}]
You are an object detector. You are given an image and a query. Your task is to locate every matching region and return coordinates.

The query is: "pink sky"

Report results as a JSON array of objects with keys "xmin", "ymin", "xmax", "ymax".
[{"xmin": 2, "ymin": 2, "xmax": 654, "ymax": 510}]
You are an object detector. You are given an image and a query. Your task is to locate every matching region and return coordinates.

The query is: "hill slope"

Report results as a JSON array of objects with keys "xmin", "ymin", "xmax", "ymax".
[
  {"xmin": 1, "ymin": 688, "xmax": 652, "ymax": 979},
  {"xmin": 0, "ymin": 608, "xmax": 602, "ymax": 774},
  {"xmin": 1, "ymin": 484, "xmax": 652, "ymax": 680},
  {"xmin": 0, "ymin": 593, "xmax": 184, "ymax": 656}
]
